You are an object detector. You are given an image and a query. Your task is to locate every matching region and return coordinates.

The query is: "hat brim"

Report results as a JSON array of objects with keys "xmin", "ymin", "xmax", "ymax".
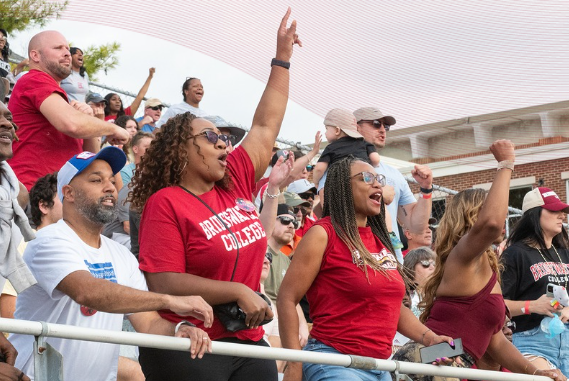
[
  {"xmin": 542, "ymin": 203, "xmax": 569, "ymax": 213},
  {"xmin": 95, "ymin": 146, "xmax": 127, "ymax": 175},
  {"xmin": 219, "ymin": 126, "xmax": 247, "ymax": 144},
  {"xmin": 286, "ymin": 199, "xmax": 311, "ymax": 207},
  {"xmin": 342, "ymin": 129, "xmax": 364, "ymax": 139},
  {"xmin": 382, "ymin": 116, "xmax": 396, "ymax": 126}
]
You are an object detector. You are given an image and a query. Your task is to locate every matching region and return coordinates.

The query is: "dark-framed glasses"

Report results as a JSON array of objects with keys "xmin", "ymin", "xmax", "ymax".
[
  {"xmin": 306, "ymin": 165, "xmax": 314, "ymax": 172},
  {"xmin": 222, "ymin": 134, "xmax": 237, "ymax": 146},
  {"xmin": 351, "ymin": 171, "xmax": 386, "ymax": 186},
  {"xmin": 298, "ymin": 192, "xmax": 314, "ymax": 200},
  {"xmin": 148, "ymin": 106, "xmax": 163, "ymax": 111},
  {"xmin": 358, "ymin": 119, "xmax": 391, "ymax": 131},
  {"xmin": 420, "ymin": 260, "xmax": 436, "ymax": 268},
  {"xmin": 277, "ymin": 215, "xmax": 299, "ymax": 229},
  {"xmin": 293, "ymin": 206, "xmax": 308, "ymax": 216},
  {"xmin": 265, "ymin": 252, "xmax": 273, "ymax": 264},
  {"xmin": 191, "ymin": 130, "xmax": 231, "ymax": 145}
]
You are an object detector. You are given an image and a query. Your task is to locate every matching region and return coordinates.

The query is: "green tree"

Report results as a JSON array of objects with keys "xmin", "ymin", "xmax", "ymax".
[
  {"xmin": 0, "ymin": 0, "xmax": 68, "ymax": 34},
  {"xmin": 82, "ymin": 42, "xmax": 121, "ymax": 82}
]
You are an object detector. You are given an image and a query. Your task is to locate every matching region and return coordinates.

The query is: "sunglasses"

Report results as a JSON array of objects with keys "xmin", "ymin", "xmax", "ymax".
[
  {"xmin": 191, "ymin": 130, "xmax": 231, "ymax": 145},
  {"xmin": 265, "ymin": 252, "xmax": 273, "ymax": 264},
  {"xmin": 277, "ymin": 215, "xmax": 299, "ymax": 229},
  {"xmin": 358, "ymin": 119, "xmax": 391, "ymax": 131},
  {"xmin": 298, "ymin": 192, "xmax": 314, "ymax": 200},
  {"xmin": 505, "ymin": 320, "xmax": 516, "ymax": 330},
  {"xmin": 306, "ymin": 165, "xmax": 314, "ymax": 172},
  {"xmin": 223, "ymin": 134, "xmax": 237, "ymax": 146},
  {"xmin": 420, "ymin": 260, "xmax": 436, "ymax": 268},
  {"xmin": 293, "ymin": 207, "xmax": 308, "ymax": 216},
  {"xmin": 147, "ymin": 106, "xmax": 163, "ymax": 111},
  {"xmin": 351, "ymin": 171, "xmax": 386, "ymax": 186}
]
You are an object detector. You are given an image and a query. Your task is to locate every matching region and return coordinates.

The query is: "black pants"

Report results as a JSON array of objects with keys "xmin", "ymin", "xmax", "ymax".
[{"xmin": 139, "ymin": 338, "xmax": 278, "ymax": 381}]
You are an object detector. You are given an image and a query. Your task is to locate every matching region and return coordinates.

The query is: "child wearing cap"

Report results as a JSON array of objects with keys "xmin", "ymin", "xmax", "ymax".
[{"xmin": 313, "ymin": 108, "xmax": 380, "ymax": 189}]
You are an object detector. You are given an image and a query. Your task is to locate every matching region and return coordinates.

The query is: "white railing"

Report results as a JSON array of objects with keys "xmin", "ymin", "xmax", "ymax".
[{"xmin": 0, "ymin": 318, "xmax": 553, "ymax": 381}]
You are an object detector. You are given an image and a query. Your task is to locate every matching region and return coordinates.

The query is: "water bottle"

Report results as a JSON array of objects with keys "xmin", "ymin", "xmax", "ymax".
[{"xmin": 541, "ymin": 315, "xmax": 565, "ymax": 338}]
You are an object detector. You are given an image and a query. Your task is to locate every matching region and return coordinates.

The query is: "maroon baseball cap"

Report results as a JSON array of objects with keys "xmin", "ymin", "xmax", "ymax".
[{"xmin": 522, "ymin": 187, "xmax": 569, "ymax": 214}]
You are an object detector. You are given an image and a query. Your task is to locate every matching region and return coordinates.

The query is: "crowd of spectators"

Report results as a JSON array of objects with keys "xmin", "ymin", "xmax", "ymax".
[{"xmin": 0, "ymin": 8, "xmax": 568, "ymax": 381}]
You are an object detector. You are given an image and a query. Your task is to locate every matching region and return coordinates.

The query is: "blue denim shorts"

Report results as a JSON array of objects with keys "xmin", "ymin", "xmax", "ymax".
[
  {"xmin": 302, "ymin": 338, "xmax": 391, "ymax": 381},
  {"xmin": 513, "ymin": 323, "xmax": 569, "ymax": 376}
]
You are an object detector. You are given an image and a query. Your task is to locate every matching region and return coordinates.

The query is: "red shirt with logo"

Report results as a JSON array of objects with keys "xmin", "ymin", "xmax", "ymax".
[
  {"xmin": 8, "ymin": 70, "xmax": 83, "ymax": 190},
  {"xmin": 104, "ymin": 106, "xmax": 132, "ymax": 123},
  {"xmin": 307, "ymin": 217, "xmax": 405, "ymax": 359},
  {"xmin": 139, "ymin": 146, "xmax": 267, "ymax": 341}
]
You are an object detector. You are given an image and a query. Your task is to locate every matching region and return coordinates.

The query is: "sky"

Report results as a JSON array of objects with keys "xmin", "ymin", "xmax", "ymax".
[{"xmin": 8, "ymin": 0, "xmax": 569, "ymax": 147}]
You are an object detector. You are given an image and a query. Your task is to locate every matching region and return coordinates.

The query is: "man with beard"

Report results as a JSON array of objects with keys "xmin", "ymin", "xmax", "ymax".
[
  {"xmin": 10, "ymin": 146, "xmax": 214, "ymax": 381},
  {"xmin": 7, "ymin": 31, "xmax": 128, "ymax": 192}
]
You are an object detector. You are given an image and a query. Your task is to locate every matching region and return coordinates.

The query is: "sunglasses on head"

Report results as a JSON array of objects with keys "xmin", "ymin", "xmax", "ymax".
[
  {"xmin": 298, "ymin": 192, "xmax": 314, "ymax": 200},
  {"xmin": 148, "ymin": 106, "xmax": 163, "ymax": 111},
  {"xmin": 277, "ymin": 215, "xmax": 299, "ymax": 229},
  {"xmin": 265, "ymin": 252, "xmax": 273, "ymax": 264},
  {"xmin": 351, "ymin": 171, "xmax": 386, "ymax": 186},
  {"xmin": 191, "ymin": 130, "xmax": 231, "ymax": 145},
  {"xmin": 306, "ymin": 165, "xmax": 314, "ymax": 172},
  {"xmin": 358, "ymin": 119, "xmax": 391, "ymax": 131},
  {"xmin": 420, "ymin": 260, "xmax": 436, "ymax": 268}
]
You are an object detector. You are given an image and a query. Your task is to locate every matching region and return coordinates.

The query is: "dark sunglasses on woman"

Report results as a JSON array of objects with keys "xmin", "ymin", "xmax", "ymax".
[
  {"xmin": 420, "ymin": 260, "xmax": 436, "ymax": 268},
  {"xmin": 306, "ymin": 165, "xmax": 314, "ymax": 172},
  {"xmin": 191, "ymin": 130, "xmax": 232, "ymax": 145},
  {"xmin": 277, "ymin": 215, "xmax": 299, "ymax": 229}
]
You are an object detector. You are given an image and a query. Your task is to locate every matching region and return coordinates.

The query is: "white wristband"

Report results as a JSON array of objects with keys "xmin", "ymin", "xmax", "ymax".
[
  {"xmin": 175, "ymin": 320, "xmax": 195, "ymax": 334},
  {"xmin": 497, "ymin": 160, "xmax": 514, "ymax": 171}
]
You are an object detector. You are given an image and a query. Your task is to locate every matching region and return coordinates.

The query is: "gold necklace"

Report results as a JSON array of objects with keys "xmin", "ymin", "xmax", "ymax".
[{"xmin": 536, "ymin": 245, "xmax": 568, "ymax": 289}]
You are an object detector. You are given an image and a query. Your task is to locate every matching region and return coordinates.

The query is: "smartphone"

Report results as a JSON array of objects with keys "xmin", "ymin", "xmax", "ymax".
[
  {"xmin": 420, "ymin": 338, "xmax": 463, "ymax": 364},
  {"xmin": 547, "ymin": 283, "xmax": 555, "ymax": 298}
]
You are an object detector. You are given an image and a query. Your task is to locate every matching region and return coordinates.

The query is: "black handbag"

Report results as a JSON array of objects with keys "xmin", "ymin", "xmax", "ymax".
[{"xmin": 179, "ymin": 186, "xmax": 273, "ymax": 332}]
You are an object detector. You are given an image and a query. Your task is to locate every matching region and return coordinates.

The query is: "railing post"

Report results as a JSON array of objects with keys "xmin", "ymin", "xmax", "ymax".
[{"xmin": 33, "ymin": 322, "xmax": 63, "ymax": 381}]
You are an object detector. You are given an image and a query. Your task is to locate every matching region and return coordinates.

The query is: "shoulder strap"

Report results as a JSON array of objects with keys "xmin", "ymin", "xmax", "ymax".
[{"xmin": 178, "ymin": 185, "xmax": 239, "ymax": 282}]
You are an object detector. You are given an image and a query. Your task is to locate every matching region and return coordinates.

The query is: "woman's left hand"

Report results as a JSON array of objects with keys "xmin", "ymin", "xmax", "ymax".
[
  {"xmin": 535, "ymin": 368, "xmax": 567, "ymax": 381},
  {"xmin": 176, "ymin": 326, "xmax": 212, "ymax": 359},
  {"xmin": 424, "ymin": 334, "xmax": 463, "ymax": 366},
  {"xmin": 559, "ymin": 307, "xmax": 569, "ymax": 323}
]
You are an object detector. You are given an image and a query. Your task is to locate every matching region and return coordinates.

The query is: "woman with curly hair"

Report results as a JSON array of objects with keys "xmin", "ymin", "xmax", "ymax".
[
  {"xmin": 104, "ymin": 67, "xmax": 155, "ymax": 123},
  {"xmin": 129, "ymin": 9, "xmax": 301, "ymax": 381},
  {"xmin": 278, "ymin": 156, "xmax": 454, "ymax": 381},
  {"xmin": 60, "ymin": 47, "xmax": 90, "ymax": 102},
  {"xmin": 392, "ymin": 140, "xmax": 565, "ymax": 381}
]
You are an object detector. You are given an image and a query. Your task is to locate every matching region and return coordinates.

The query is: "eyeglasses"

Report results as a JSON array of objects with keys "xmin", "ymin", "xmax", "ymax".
[
  {"xmin": 505, "ymin": 320, "xmax": 516, "ymax": 330},
  {"xmin": 357, "ymin": 119, "xmax": 391, "ymax": 131},
  {"xmin": 306, "ymin": 165, "xmax": 314, "ymax": 172},
  {"xmin": 351, "ymin": 171, "xmax": 386, "ymax": 186},
  {"xmin": 293, "ymin": 207, "xmax": 308, "ymax": 216},
  {"xmin": 265, "ymin": 252, "xmax": 273, "ymax": 264},
  {"xmin": 298, "ymin": 192, "xmax": 314, "ymax": 200},
  {"xmin": 277, "ymin": 215, "xmax": 299, "ymax": 229},
  {"xmin": 420, "ymin": 260, "xmax": 436, "ymax": 268},
  {"xmin": 147, "ymin": 106, "xmax": 163, "ymax": 111},
  {"xmin": 190, "ymin": 130, "xmax": 231, "ymax": 145}
]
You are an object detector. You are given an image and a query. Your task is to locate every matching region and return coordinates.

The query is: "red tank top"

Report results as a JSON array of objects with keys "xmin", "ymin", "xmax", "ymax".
[
  {"xmin": 425, "ymin": 272, "xmax": 505, "ymax": 360},
  {"xmin": 307, "ymin": 217, "xmax": 405, "ymax": 359}
]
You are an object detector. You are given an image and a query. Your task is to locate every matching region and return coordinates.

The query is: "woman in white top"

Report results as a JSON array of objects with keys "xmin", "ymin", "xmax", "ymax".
[{"xmin": 60, "ymin": 47, "xmax": 90, "ymax": 102}]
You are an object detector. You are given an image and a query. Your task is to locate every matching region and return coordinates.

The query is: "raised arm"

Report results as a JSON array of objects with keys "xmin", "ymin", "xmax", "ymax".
[
  {"xmin": 128, "ymin": 68, "xmax": 155, "ymax": 115},
  {"xmin": 451, "ymin": 140, "xmax": 515, "ymax": 264},
  {"xmin": 40, "ymin": 94, "xmax": 129, "ymax": 144},
  {"xmin": 240, "ymin": 8, "xmax": 302, "ymax": 181},
  {"xmin": 397, "ymin": 164, "xmax": 433, "ymax": 234},
  {"xmin": 288, "ymin": 132, "xmax": 322, "ymax": 182},
  {"xmin": 259, "ymin": 154, "xmax": 294, "ymax": 237}
]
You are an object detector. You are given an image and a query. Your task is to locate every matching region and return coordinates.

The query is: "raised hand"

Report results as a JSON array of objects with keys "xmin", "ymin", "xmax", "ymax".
[
  {"xmin": 410, "ymin": 164, "xmax": 433, "ymax": 189},
  {"xmin": 167, "ymin": 295, "xmax": 214, "ymax": 328},
  {"xmin": 268, "ymin": 152, "xmax": 294, "ymax": 188},
  {"xmin": 149, "ymin": 67, "xmax": 156, "ymax": 77},
  {"xmin": 276, "ymin": 8, "xmax": 302, "ymax": 62},
  {"xmin": 489, "ymin": 139, "xmax": 515, "ymax": 163}
]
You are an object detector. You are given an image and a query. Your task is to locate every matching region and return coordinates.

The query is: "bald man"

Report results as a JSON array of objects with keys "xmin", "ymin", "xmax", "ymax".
[{"xmin": 7, "ymin": 30, "xmax": 128, "ymax": 191}]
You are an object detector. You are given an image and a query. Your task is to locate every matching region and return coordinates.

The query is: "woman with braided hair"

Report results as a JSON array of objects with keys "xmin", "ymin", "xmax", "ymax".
[
  {"xmin": 277, "ymin": 156, "xmax": 454, "ymax": 381},
  {"xmin": 392, "ymin": 140, "xmax": 566, "ymax": 381}
]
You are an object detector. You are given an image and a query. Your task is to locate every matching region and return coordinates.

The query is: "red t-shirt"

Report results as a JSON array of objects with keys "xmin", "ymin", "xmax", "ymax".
[
  {"xmin": 296, "ymin": 215, "xmax": 315, "ymax": 237},
  {"xmin": 104, "ymin": 106, "xmax": 132, "ymax": 123},
  {"xmin": 139, "ymin": 146, "xmax": 267, "ymax": 342},
  {"xmin": 8, "ymin": 70, "xmax": 83, "ymax": 190},
  {"xmin": 308, "ymin": 217, "xmax": 405, "ymax": 359}
]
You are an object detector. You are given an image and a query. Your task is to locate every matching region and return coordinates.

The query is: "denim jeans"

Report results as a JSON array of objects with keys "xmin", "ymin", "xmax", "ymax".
[
  {"xmin": 513, "ymin": 323, "xmax": 569, "ymax": 376},
  {"xmin": 302, "ymin": 338, "xmax": 391, "ymax": 381}
]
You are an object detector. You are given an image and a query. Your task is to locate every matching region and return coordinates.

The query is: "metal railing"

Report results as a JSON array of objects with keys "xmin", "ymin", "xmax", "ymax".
[{"xmin": 0, "ymin": 318, "xmax": 553, "ymax": 381}]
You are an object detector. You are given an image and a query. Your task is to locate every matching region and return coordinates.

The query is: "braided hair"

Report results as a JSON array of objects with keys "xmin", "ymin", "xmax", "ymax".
[{"xmin": 322, "ymin": 156, "xmax": 406, "ymax": 282}]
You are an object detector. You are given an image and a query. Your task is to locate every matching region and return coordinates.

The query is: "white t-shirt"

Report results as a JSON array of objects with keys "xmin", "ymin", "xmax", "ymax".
[
  {"xmin": 156, "ymin": 101, "xmax": 208, "ymax": 128},
  {"xmin": 11, "ymin": 220, "xmax": 148, "ymax": 381},
  {"xmin": 60, "ymin": 70, "xmax": 90, "ymax": 102}
]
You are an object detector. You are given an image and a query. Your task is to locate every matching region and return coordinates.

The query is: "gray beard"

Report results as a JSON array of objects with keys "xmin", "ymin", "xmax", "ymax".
[{"xmin": 75, "ymin": 189, "xmax": 118, "ymax": 225}]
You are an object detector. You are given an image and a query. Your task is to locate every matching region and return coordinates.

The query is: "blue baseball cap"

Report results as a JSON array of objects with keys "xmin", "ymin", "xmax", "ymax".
[{"xmin": 57, "ymin": 146, "xmax": 127, "ymax": 202}]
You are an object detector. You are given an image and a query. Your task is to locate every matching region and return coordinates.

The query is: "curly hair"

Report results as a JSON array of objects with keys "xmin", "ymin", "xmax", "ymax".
[
  {"xmin": 30, "ymin": 172, "xmax": 58, "ymax": 227},
  {"xmin": 322, "ymin": 156, "xmax": 407, "ymax": 283},
  {"xmin": 129, "ymin": 112, "xmax": 232, "ymax": 210},
  {"xmin": 419, "ymin": 188, "xmax": 502, "ymax": 322}
]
